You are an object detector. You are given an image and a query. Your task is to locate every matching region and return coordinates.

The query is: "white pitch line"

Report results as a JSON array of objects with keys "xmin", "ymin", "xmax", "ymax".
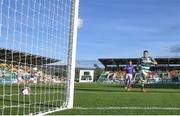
[{"xmin": 74, "ymin": 107, "xmax": 180, "ymax": 110}]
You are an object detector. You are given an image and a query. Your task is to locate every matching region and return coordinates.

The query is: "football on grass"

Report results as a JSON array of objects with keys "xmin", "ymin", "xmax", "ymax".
[{"xmin": 21, "ymin": 87, "xmax": 31, "ymax": 95}]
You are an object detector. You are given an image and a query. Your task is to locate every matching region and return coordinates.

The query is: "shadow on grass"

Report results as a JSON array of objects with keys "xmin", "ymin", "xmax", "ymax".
[
  {"xmin": 75, "ymin": 87, "xmax": 180, "ymax": 94},
  {"xmin": 0, "ymin": 97, "xmax": 60, "ymax": 108},
  {"xmin": 75, "ymin": 88, "xmax": 123, "ymax": 93},
  {"xmin": 114, "ymin": 83, "xmax": 180, "ymax": 89}
]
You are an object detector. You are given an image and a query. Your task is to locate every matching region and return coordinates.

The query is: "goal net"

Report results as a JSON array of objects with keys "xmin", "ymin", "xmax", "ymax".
[{"xmin": 0, "ymin": 0, "xmax": 79, "ymax": 115}]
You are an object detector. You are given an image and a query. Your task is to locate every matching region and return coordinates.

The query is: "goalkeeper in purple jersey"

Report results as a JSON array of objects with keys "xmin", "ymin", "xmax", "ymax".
[{"xmin": 125, "ymin": 60, "xmax": 135, "ymax": 91}]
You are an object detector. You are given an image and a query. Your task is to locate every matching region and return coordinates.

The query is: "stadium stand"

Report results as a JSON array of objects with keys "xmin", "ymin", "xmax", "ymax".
[
  {"xmin": 0, "ymin": 48, "xmax": 63, "ymax": 84},
  {"xmin": 97, "ymin": 58, "xmax": 180, "ymax": 84}
]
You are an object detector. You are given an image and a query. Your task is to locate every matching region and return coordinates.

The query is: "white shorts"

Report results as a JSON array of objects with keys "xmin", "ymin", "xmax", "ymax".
[
  {"xmin": 126, "ymin": 74, "xmax": 133, "ymax": 80},
  {"xmin": 141, "ymin": 70, "xmax": 149, "ymax": 77}
]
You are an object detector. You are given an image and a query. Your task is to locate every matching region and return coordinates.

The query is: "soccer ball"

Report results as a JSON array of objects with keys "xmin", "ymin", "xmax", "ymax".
[{"xmin": 21, "ymin": 87, "xmax": 31, "ymax": 95}]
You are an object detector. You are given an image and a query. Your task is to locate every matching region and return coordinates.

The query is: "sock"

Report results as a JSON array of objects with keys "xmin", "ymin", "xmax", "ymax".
[
  {"xmin": 125, "ymin": 79, "xmax": 128, "ymax": 87},
  {"xmin": 127, "ymin": 79, "xmax": 130, "ymax": 87},
  {"xmin": 141, "ymin": 80, "xmax": 144, "ymax": 89}
]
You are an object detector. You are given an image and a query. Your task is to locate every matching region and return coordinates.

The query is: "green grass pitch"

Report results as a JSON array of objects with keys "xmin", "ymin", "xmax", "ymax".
[
  {"xmin": 50, "ymin": 83, "xmax": 180, "ymax": 115},
  {"xmin": 0, "ymin": 84, "xmax": 65, "ymax": 115},
  {"xmin": 0, "ymin": 83, "xmax": 180, "ymax": 115}
]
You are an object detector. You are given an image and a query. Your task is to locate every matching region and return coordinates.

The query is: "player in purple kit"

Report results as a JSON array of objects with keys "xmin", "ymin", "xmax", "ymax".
[{"xmin": 125, "ymin": 60, "xmax": 135, "ymax": 91}]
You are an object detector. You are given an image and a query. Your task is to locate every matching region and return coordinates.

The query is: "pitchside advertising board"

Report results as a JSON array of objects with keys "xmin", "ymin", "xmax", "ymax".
[{"xmin": 79, "ymin": 70, "xmax": 94, "ymax": 83}]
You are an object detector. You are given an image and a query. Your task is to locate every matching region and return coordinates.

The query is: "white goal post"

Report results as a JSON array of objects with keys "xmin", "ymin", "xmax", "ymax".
[{"xmin": 66, "ymin": 0, "xmax": 79, "ymax": 109}]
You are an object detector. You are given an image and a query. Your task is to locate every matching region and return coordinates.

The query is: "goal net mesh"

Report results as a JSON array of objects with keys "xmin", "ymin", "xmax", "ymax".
[{"xmin": 0, "ymin": 0, "xmax": 76, "ymax": 115}]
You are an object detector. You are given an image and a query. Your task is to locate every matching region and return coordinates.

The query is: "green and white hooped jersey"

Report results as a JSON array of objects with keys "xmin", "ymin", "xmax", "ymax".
[{"xmin": 138, "ymin": 56, "xmax": 154, "ymax": 72}]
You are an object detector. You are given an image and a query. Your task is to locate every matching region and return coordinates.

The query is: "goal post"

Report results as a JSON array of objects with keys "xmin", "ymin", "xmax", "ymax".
[
  {"xmin": 67, "ymin": 0, "xmax": 79, "ymax": 109},
  {"xmin": 0, "ymin": 0, "xmax": 79, "ymax": 115}
]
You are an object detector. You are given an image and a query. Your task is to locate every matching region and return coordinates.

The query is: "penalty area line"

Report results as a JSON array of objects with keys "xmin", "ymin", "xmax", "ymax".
[{"xmin": 74, "ymin": 107, "xmax": 180, "ymax": 110}]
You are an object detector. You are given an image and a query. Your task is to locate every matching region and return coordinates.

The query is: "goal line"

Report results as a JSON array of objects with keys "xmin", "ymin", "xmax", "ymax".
[{"xmin": 74, "ymin": 106, "xmax": 180, "ymax": 110}]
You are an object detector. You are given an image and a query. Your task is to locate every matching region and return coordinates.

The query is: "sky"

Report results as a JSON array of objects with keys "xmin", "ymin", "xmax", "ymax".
[
  {"xmin": 0, "ymin": 0, "xmax": 179, "ymax": 67},
  {"xmin": 77, "ymin": 0, "xmax": 180, "ymax": 60}
]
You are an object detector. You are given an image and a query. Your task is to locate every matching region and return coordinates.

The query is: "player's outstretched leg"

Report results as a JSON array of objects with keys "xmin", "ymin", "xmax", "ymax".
[
  {"xmin": 125, "ymin": 78, "xmax": 128, "ymax": 89},
  {"xmin": 129, "ymin": 78, "xmax": 134, "ymax": 88},
  {"xmin": 139, "ymin": 71, "xmax": 146, "ymax": 92},
  {"xmin": 127, "ymin": 79, "xmax": 131, "ymax": 91},
  {"xmin": 142, "ymin": 73, "xmax": 148, "ymax": 92},
  {"xmin": 141, "ymin": 79, "xmax": 146, "ymax": 92},
  {"xmin": 127, "ymin": 77, "xmax": 133, "ymax": 92}
]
